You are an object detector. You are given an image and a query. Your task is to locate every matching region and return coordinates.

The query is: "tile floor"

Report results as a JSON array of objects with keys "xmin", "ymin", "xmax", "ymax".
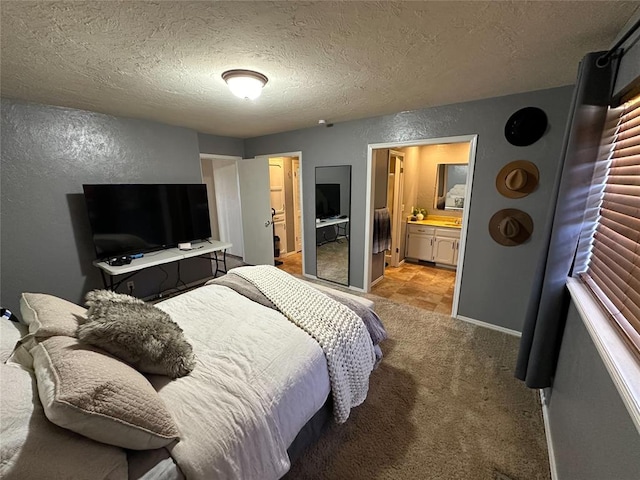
[
  {"xmin": 277, "ymin": 252, "xmax": 457, "ymax": 314},
  {"xmin": 277, "ymin": 252, "xmax": 303, "ymax": 276},
  {"xmin": 372, "ymin": 261, "xmax": 457, "ymax": 315}
]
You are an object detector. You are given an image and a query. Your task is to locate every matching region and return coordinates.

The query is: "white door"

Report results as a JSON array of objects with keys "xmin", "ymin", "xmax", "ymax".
[
  {"xmin": 237, "ymin": 158, "xmax": 275, "ymax": 266},
  {"xmin": 292, "ymin": 158, "xmax": 302, "ymax": 252},
  {"xmin": 385, "ymin": 151, "xmax": 404, "ymax": 267},
  {"xmin": 213, "ymin": 163, "xmax": 244, "ymax": 258}
]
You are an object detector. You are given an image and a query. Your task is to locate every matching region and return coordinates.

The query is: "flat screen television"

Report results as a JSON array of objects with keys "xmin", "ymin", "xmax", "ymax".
[
  {"xmin": 316, "ymin": 183, "xmax": 341, "ymax": 219},
  {"xmin": 83, "ymin": 184, "xmax": 211, "ymax": 259}
]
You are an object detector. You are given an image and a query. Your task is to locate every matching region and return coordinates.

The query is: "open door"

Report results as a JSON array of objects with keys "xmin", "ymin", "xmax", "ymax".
[
  {"xmin": 386, "ymin": 150, "xmax": 404, "ymax": 268},
  {"xmin": 237, "ymin": 158, "xmax": 275, "ymax": 266},
  {"xmin": 292, "ymin": 158, "xmax": 302, "ymax": 252}
]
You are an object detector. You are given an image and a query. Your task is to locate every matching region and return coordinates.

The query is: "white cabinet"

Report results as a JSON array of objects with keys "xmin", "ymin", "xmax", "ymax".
[
  {"xmin": 274, "ymin": 221, "xmax": 287, "ymax": 255},
  {"xmin": 406, "ymin": 224, "xmax": 460, "ymax": 266},
  {"xmin": 433, "ymin": 236, "xmax": 456, "ymax": 264},
  {"xmin": 269, "ymin": 159, "xmax": 285, "ymax": 215},
  {"xmin": 406, "ymin": 225, "xmax": 434, "ymax": 261}
]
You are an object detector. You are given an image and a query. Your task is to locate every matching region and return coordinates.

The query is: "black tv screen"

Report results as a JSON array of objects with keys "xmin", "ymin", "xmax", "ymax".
[
  {"xmin": 83, "ymin": 184, "xmax": 211, "ymax": 259},
  {"xmin": 316, "ymin": 183, "xmax": 341, "ymax": 219}
]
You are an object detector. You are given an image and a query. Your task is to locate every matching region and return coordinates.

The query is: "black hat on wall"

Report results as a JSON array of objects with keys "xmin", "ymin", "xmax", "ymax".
[{"xmin": 504, "ymin": 107, "xmax": 548, "ymax": 146}]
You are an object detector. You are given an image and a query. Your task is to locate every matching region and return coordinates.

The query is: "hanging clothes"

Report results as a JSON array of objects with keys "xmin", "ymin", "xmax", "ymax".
[{"xmin": 373, "ymin": 208, "xmax": 392, "ymax": 254}]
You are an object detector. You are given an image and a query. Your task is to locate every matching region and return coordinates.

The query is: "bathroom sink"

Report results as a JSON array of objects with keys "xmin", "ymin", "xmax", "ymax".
[{"xmin": 417, "ymin": 219, "xmax": 461, "ymax": 228}]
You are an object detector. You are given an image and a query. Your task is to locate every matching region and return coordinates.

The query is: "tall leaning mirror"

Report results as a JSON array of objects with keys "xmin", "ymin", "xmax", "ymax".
[{"xmin": 315, "ymin": 166, "xmax": 351, "ymax": 285}]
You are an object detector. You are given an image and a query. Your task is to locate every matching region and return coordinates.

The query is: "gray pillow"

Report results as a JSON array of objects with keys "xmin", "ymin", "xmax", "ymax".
[{"xmin": 77, "ymin": 290, "xmax": 195, "ymax": 379}]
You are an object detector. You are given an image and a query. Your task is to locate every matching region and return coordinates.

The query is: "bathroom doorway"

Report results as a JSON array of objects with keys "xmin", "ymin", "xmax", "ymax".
[
  {"xmin": 261, "ymin": 153, "xmax": 305, "ymax": 277},
  {"xmin": 365, "ymin": 135, "xmax": 478, "ymax": 317}
]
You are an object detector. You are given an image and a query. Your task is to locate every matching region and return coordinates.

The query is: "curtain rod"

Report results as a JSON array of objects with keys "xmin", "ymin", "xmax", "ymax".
[{"xmin": 597, "ymin": 16, "xmax": 640, "ymax": 67}]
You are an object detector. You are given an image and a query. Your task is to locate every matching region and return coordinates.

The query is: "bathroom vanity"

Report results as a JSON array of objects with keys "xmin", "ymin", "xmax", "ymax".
[{"xmin": 405, "ymin": 217, "xmax": 461, "ymax": 267}]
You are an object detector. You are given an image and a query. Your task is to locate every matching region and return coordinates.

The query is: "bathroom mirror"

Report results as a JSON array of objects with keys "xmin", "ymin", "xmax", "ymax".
[
  {"xmin": 315, "ymin": 165, "xmax": 351, "ymax": 285},
  {"xmin": 435, "ymin": 163, "xmax": 468, "ymax": 210}
]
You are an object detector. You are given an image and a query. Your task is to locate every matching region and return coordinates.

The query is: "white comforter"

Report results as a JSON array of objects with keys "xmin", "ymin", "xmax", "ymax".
[{"xmin": 152, "ymin": 285, "xmax": 330, "ymax": 480}]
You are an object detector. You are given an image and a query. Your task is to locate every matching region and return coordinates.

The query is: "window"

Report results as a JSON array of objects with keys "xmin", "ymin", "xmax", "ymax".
[{"xmin": 579, "ymin": 93, "xmax": 640, "ymax": 356}]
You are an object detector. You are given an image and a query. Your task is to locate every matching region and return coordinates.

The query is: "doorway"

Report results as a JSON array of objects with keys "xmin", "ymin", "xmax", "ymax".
[
  {"xmin": 365, "ymin": 135, "xmax": 478, "ymax": 317},
  {"xmin": 258, "ymin": 152, "xmax": 305, "ymax": 276}
]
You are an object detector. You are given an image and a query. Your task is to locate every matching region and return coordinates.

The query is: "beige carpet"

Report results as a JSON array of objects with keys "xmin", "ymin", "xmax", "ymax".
[{"xmin": 283, "ymin": 297, "xmax": 550, "ymax": 480}]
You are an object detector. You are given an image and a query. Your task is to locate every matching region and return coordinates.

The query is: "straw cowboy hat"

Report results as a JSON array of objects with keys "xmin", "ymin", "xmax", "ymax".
[
  {"xmin": 488, "ymin": 209, "xmax": 533, "ymax": 246},
  {"xmin": 496, "ymin": 160, "xmax": 539, "ymax": 198},
  {"xmin": 504, "ymin": 106, "xmax": 548, "ymax": 146}
]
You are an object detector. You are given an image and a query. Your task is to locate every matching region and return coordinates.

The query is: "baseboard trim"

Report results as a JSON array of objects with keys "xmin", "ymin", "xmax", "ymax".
[
  {"xmin": 455, "ymin": 315, "xmax": 522, "ymax": 337},
  {"xmin": 540, "ymin": 390, "xmax": 559, "ymax": 480}
]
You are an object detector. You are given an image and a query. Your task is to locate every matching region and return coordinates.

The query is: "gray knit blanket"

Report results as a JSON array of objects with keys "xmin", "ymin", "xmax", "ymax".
[{"xmin": 230, "ymin": 265, "xmax": 376, "ymax": 423}]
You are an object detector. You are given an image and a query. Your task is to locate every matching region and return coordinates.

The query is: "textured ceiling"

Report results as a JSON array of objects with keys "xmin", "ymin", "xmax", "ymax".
[{"xmin": 1, "ymin": 1, "xmax": 639, "ymax": 138}]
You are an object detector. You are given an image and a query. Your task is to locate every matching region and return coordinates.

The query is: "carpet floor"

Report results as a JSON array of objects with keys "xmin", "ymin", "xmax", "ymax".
[{"xmin": 283, "ymin": 296, "xmax": 550, "ymax": 480}]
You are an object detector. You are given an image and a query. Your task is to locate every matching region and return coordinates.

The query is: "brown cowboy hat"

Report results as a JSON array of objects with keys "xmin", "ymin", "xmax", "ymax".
[
  {"xmin": 496, "ymin": 160, "xmax": 539, "ymax": 198},
  {"xmin": 488, "ymin": 209, "xmax": 533, "ymax": 246}
]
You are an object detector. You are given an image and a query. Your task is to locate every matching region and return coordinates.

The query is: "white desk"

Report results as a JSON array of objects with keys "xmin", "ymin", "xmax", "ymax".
[
  {"xmin": 94, "ymin": 240, "xmax": 232, "ymax": 290},
  {"xmin": 316, "ymin": 217, "xmax": 349, "ymax": 245},
  {"xmin": 316, "ymin": 217, "xmax": 349, "ymax": 228}
]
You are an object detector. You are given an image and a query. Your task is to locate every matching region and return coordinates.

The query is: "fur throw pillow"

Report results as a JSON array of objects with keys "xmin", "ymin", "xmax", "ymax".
[{"xmin": 77, "ymin": 290, "xmax": 195, "ymax": 379}]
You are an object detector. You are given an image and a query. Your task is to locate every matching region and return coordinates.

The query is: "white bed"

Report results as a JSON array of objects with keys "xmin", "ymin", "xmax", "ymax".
[
  {"xmin": 1, "ymin": 269, "xmax": 383, "ymax": 480},
  {"xmin": 151, "ymin": 284, "xmax": 331, "ymax": 479}
]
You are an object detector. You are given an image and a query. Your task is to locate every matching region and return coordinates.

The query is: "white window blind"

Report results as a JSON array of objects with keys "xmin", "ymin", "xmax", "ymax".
[{"xmin": 582, "ymin": 93, "xmax": 640, "ymax": 354}]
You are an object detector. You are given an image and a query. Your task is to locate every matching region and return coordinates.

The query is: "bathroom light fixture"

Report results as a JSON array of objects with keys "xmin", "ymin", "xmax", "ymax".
[{"xmin": 222, "ymin": 69, "xmax": 268, "ymax": 100}]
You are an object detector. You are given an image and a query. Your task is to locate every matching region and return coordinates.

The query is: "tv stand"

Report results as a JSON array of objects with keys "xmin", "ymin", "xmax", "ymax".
[
  {"xmin": 93, "ymin": 240, "xmax": 232, "ymax": 291},
  {"xmin": 316, "ymin": 217, "xmax": 349, "ymax": 245}
]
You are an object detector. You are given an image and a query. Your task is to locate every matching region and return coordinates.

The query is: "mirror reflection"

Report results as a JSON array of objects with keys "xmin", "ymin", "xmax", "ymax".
[
  {"xmin": 435, "ymin": 163, "xmax": 468, "ymax": 210},
  {"xmin": 315, "ymin": 166, "xmax": 351, "ymax": 285}
]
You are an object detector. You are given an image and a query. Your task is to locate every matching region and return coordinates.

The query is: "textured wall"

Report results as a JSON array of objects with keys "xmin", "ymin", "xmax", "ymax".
[
  {"xmin": 0, "ymin": 99, "xmax": 231, "ymax": 313},
  {"xmin": 245, "ymin": 85, "xmax": 574, "ymax": 332},
  {"xmin": 198, "ymin": 132, "xmax": 244, "ymax": 157},
  {"xmin": 548, "ymin": 301, "xmax": 640, "ymax": 479}
]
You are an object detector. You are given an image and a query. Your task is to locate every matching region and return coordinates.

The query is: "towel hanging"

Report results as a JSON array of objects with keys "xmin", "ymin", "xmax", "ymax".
[{"xmin": 373, "ymin": 208, "xmax": 392, "ymax": 254}]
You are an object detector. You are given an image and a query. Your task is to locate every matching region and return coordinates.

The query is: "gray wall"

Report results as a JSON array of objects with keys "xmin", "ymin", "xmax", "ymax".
[
  {"xmin": 245, "ymin": 86, "xmax": 574, "ymax": 332},
  {"xmin": 198, "ymin": 132, "xmax": 244, "ymax": 157},
  {"xmin": 547, "ymin": 301, "xmax": 640, "ymax": 480},
  {"xmin": 0, "ymin": 99, "xmax": 240, "ymax": 313}
]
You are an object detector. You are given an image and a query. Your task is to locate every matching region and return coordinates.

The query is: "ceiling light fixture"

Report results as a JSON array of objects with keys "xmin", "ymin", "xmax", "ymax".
[{"xmin": 222, "ymin": 69, "xmax": 268, "ymax": 100}]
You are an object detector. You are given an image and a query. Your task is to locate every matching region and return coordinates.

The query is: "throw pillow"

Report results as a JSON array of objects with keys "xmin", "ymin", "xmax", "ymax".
[
  {"xmin": 20, "ymin": 292, "xmax": 86, "ymax": 338},
  {"xmin": 0, "ymin": 362, "xmax": 128, "ymax": 479},
  {"xmin": 30, "ymin": 336, "xmax": 180, "ymax": 450},
  {"xmin": 77, "ymin": 290, "xmax": 195, "ymax": 379}
]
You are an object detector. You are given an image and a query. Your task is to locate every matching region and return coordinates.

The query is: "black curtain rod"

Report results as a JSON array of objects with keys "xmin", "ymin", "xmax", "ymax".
[{"xmin": 597, "ymin": 16, "xmax": 640, "ymax": 67}]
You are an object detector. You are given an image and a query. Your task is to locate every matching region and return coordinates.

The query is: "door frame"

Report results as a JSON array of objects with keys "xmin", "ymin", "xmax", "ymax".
[
  {"xmin": 364, "ymin": 135, "xmax": 478, "ymax": 317},
  {"xmin": 292, "ymin": 158, "xmax": 303, "ymax": 253},
  {"xmin": 387, "ymin": 149, "xmax": 405, "ymax": 268},
  {"xmin": 200, "ymin": 153, "xmax": 244, "ymax": 261},
  {"xmin": 254, "ymin": 151, "xmax": 305, "ymax": 276}
]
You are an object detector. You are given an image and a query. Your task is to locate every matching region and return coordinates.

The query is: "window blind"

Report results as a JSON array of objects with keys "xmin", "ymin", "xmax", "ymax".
[{"xmin": 582, "ymin": 92, "xmax": 640, "ymax": 354}]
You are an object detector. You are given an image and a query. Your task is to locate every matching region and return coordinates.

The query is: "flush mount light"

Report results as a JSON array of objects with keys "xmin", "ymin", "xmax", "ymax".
[{"xmin": 221, "ymin": 69, "xmax": 268, "ymax": 100}]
